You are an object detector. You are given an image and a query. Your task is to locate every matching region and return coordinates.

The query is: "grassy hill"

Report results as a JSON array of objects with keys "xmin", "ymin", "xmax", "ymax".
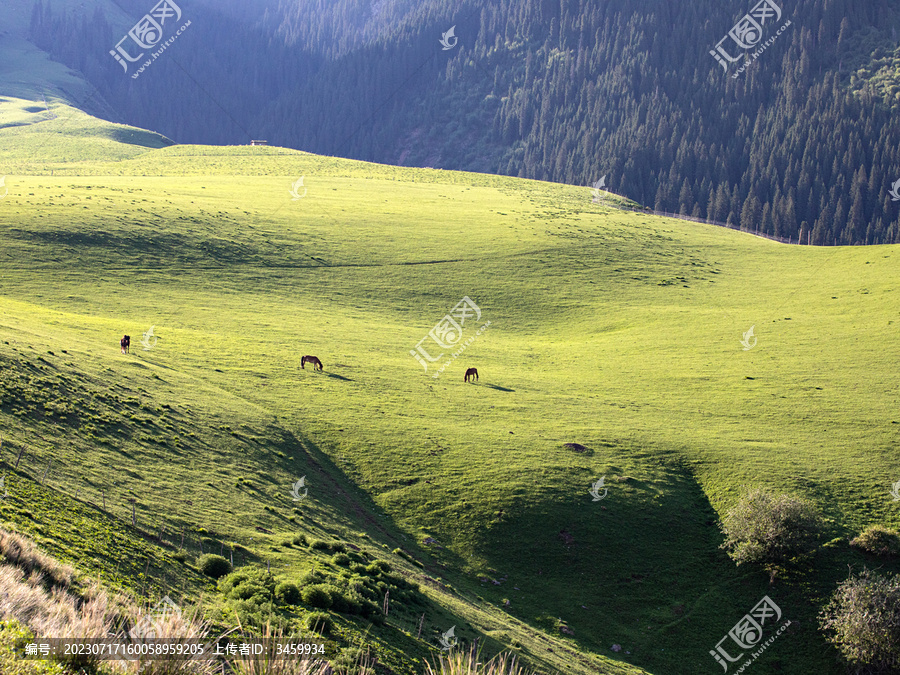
[{"xmin": 1, "ymin": 99, "xmax": 899, "ymax": 674}]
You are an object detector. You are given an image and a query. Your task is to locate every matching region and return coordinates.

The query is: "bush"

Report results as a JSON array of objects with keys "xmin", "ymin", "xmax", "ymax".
[
  {"xmin": 300, "ymin": 570, "xmax": 326, "ymax": 586},
  {"xmin": 393, "ymin": 548, "xmax": 421, "ymax": 566},
  {"xmin": 326, "ymin": 585, "xmax": 361, "ymax": 614},
  {"xmin": 310, "ymin": 540, "xmax": 331, "ymax": 551},
  {"xmin": 820, "ymin": 569, "xmax": 900, "ymax": 672},
  {"xmin": 850, "ymin": 525, "xmax": 900, "ymax": 557},
  {"xmin": 219, "ymin": 568, "xmax": 275, "ymax": 602},
  {"xmin": 292, "ymin": 534, "xmax": 308, "ymax": 547},
  {"xmin": 0, "ymin": 620, "xmax": 64, "ymax": 675},
  {"xmin": 198, "ymin": 554, "xmax": 232, "ymax": 579},
  {"xmin": 332, "ymin": 553, "xmax": 350, "ymax": 567},
  {"xmin": 305, "ymin": 611, "xmax": 333, "ymax": 635},
  {"xmin": 719, "ymin": 488, "xmax": 823, "ymax": 567},
  {"xmin": 365, "ymin": 561, "xmax": 391, "ymax": 576},
  {"xmin": 274, "ymin": 581, "xmax": 301, "ymax": 605},
  {"xmin": 301, "ymin": 585, "xmax": 333, "ymax": 609}
]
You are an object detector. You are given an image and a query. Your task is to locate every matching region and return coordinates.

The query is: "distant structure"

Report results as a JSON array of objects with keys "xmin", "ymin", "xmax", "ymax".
[{"xmin": 250, "ymin": 140, "xmax": 268, "ymax": 146}]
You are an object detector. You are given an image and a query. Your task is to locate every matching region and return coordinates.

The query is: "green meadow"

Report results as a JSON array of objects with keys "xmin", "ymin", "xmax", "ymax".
[{"xmin": 1, "ymin": 98, "xmax": 899, "ymax": 674}]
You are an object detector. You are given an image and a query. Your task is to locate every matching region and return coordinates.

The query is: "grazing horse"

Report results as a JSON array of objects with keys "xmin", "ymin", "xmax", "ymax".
[
  {"xmin": 464, "ymin": 367, "xmax": 478, "ymax": 383},
  {"xmin": 301, "ymin": 355, "xmax": 323, "ymax": 371},
  {"xmin": 120, "ymin": 335, "xmax": 131, "ymax": 354}
]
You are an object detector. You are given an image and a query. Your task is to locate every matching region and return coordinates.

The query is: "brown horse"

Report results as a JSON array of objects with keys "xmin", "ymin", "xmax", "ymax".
[
  {"xmin": 301, "ymin": 355, "xmax": 323, "ymax": 371},
  {"xmin": 464, "ymin": 367, "xmax": 478, "ymax": 383},
  {"xmin": 120, "ymin": 335, "xmax": 131, "ymax": 354}
]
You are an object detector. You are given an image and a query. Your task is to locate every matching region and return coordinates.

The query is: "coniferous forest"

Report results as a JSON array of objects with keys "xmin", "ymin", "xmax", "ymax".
[{"xmin": 29, "ymin": 0, "xmax": 900, "ymax": 245}]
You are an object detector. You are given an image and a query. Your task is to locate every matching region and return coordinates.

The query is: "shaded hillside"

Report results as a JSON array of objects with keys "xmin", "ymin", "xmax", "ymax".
[{"xmin": 18, "ymin": 0, "xmax": 900, "ymax": 246}]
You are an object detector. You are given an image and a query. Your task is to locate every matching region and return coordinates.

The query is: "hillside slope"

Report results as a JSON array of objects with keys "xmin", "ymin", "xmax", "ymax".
[
  {"xmin": 1, "ymin": 109, "xmax": 899, "ymax": 674},
  {"xmin": 16, "ymin": 0, "xmax": 900, "ymax": 246}
]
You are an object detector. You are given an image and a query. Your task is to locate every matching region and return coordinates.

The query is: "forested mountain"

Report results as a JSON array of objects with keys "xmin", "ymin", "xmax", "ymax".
[{"xmin": 27, "ymin": 0, "xmax": 900, "ymax": 244}]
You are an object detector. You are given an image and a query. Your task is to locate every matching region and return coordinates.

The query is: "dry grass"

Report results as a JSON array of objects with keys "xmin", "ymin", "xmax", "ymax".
[
  {"xmin": 0, "ymin": 563, "xmax": 125, "ymax": 671},
  {"xmin": 227, "ymin": 621, "xmax": 349, "ymax": 675},
  {"xmin": 0, "ymin": 528, "xmax": 383, "ymax": 675},
  {"xmin": 425, "ymin": 649, "xmax": 534, "ymax": 675},
  {"xmin": 0, "ymin": 526, "xmax": 219, "ymax": 674},
  {"xmin": 121, "ymin": 604, "xmax": 219, "ymax": 675},
  {"xmin": 0, "ymin": 528, "xmax": 74, "ymax": 591}
]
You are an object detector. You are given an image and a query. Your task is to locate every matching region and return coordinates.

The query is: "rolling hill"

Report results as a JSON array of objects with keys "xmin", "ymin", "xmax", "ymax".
[{"xmin": 1, "ymin": 97, "xmax": 899, "ymax": 674}]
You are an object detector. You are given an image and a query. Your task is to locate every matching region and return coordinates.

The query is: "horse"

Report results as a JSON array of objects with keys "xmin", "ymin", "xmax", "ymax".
[
  {"xmin": 120, "ymin": 335, "xmax": 131, "ymax": 354},
  {"xmin": 301, "ymin": 355, "xmax": 323, "ymax": 371},
  {"xmin": 464, "ymin": 367, "xmax": 478, "ymax": 383}
]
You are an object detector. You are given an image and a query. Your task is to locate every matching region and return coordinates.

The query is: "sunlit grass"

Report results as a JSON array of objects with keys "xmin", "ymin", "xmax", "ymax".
[{"xmin": 0, "ymin": 104, "xmax": 898, "ymax": 674}]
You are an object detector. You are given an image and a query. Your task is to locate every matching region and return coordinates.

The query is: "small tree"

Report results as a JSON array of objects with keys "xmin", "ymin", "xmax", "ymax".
[
  {"xmin": 720, "ymin": 488, "xmax": 823, "ymax": 572},
  {"xmin": 820, "ymin": 569, "xmax": 900, "ymax": 673}
]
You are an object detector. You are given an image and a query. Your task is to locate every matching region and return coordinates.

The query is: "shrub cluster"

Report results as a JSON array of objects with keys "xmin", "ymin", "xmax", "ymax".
[
  {"xmin": 718, "ymin": 491, "xmax": 900, "ymax": 673},
  {"xmin": 849, "ymin": 525, "xmax": 900, "ymax": 558},
  {"xmin": 213, "ymin": 552, "xmax": 421, "ymax": 635}
]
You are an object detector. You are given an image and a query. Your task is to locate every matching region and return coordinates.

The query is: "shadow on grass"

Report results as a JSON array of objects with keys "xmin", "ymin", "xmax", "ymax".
[
  {"xmin": 324, "ymin": 372, "xmax": 353, "ymax": 382},
  {"xmin": 481, "ymin": 383, "xmax": 514, "ymax": 392}
]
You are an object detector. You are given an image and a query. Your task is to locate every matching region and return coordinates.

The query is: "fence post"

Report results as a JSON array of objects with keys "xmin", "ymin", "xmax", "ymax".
[{"xmin": 14, "ymin": 447, "xmax": 25, "ymax": 470}]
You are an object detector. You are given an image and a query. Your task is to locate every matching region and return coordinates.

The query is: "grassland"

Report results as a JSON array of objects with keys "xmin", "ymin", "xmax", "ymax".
[{"xmin": 0, "ymin": 98, "xmax": 899, "ymax": 674}]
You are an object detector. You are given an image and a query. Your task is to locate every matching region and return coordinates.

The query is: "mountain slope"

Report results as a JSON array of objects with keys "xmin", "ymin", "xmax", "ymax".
[
  {"xmin": 2, "ymin": 109, "xmax": 900, "ymax": 673},
  {"xmin": 15, "ymin": 0, "xmax": 900, "ymax": 247}
]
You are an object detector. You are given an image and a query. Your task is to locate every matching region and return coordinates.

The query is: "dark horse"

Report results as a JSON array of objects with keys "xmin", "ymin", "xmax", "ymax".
[
  {"xmin": 120, "ymin": 335, "xmax": 131, "ymax": 354},
  {"xmin": 301, "ymin": 355, "xmax": 323, "ymax": 371},
  {"xmin": 464, "ymin": 367, "xmax": 478, "ymax": 383}
]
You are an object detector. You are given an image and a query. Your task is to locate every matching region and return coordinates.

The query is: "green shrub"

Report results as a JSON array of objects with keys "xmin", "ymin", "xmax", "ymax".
[
  {"xmin": 820, "ymin": 569, "xmax": 900, "ymax": 672},
  {"xmin": 332, "ymin": 553, "xmax": 350, "ymax": 566},
  {"xmin": 310, "ymin": 539, "xmax": 331, "ymax": 551},
  {"xmin": 275, "ymin": 581, "xmax": 301, "ymax": 605},
  {"xmin": 219, "ymin": 568, "xmax": 275, "ymax": 602},
  {"xmin": 0, "ymin": 621, "xmax": 64, "ymax": 675},
  {"xmin": 228, "ymin": 599, "xmax": 286, "ymax": 632},
  {"xmin": 365, "ymin": 561, "xmax": 391, "ymax": 577},
  {"xmin": 392, "ymin": 547, "xmax": 415, "ymax": 563},
  {"xmin": 292, "ymin": 534, "xmax": 308, "ymax": 547},
  {"xmin": 301, "ymin": 585, "xmax": 333, "ymax": 609},
  {"xmin": 305, "ymin": 612, "xmax": 333, "ymax": 635},
  {"xmin": 325, "ymin": 585, "xmax": 361, "ymax": 614},
  {"xmin": 300, "ymin": 570, "xmax": 326, "ymax": 586},
  {"xmin": 198, "ymin": 554, "xmax": 232, "ymax": 579},
  {"xmin": 719, "ymin": 488, "xmax": 823, "ymax": 567},
  {"xmin": 850, "ymin": 525, "xmax": 900, "ymax": 557}
]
